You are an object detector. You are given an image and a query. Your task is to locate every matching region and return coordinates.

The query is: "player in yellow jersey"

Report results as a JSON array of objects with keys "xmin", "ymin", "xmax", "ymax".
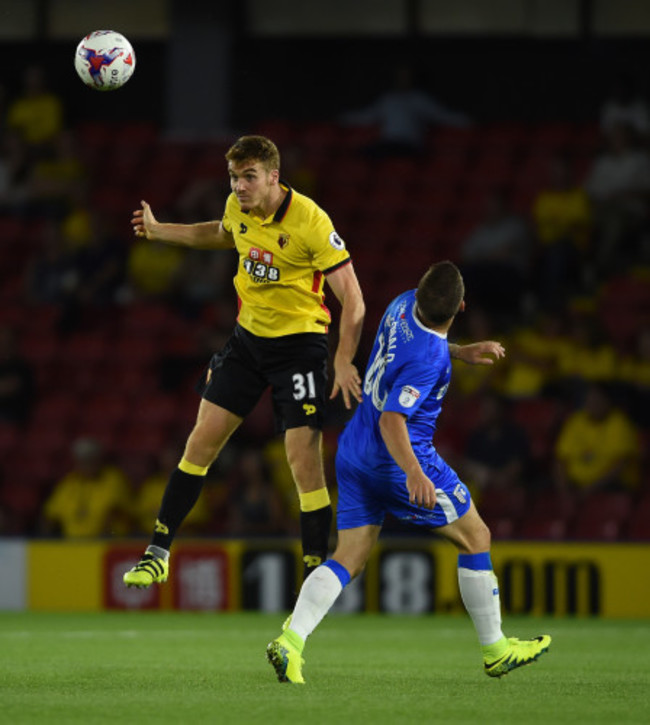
[{"xmin": 124, "ymin": 136, "xmax": 365, "ymax": 589}]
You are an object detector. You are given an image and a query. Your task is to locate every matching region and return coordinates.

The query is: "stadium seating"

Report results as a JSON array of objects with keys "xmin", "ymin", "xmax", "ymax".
[
  {"xmin": 0, "ymin": 116, "xmax": 644, "ymax": 540},
  {"xmin": 518, "ymin": 516, "xmax": 568, "ymax": 540},
  {"xmin": 623, "ymin": 492, "xmax": 650, "ymax": 540},
  {"xmin": 476, "ymin": 485, "xmax": 528, "ymax": 540},
  {"xmin": 512, "ymin": 398, "xmax": 564, "ymax": 465},
  {"xmin": 517, "ymin": 488, "xmax": 576, "ymax": 540},
  {"xmin": 570, "ymin": 490, "xmax": 634, "ymax": 541}
]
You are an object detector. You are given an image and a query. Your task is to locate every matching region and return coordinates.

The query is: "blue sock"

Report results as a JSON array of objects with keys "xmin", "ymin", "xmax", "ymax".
[{"xmin": 322, "ymin": 558, "xmax": 351, "ymax": 588}]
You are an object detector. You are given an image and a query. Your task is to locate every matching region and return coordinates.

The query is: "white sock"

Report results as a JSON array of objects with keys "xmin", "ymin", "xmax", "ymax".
[
  {"xmin": 458, "ymin": 567, "xmax": 504, "ymax": 646},
  {"xmin": 287, "ymin": 565, "xmax": 344, "ymax": 641}
]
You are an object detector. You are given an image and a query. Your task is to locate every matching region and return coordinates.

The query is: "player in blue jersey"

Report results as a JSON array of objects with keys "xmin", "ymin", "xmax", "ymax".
[{"xmin": 266, "ymin": 261, "xmax": 551, "ymax": 683}]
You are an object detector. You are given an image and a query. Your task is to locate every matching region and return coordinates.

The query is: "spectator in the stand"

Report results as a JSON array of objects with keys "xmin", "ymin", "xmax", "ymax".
[
  {"xmin": 462, "ymin": 392, "xmax": 530, "ymax": 493},
  {"xmin": 5, "ymin": 65, "xmax": 64, "ymax": 161},
  {"xmin": 41, "ymin": 437, "xmax": 131, "ymax": 537},
  {"xmin": 618, "ymin": 325, "xmax": 650, "ymax": 427},
  {"xmin": 171, "ymin": 177, "xmax": 234, "ymax": 315},
  {"xmin": 174, "ymin": 176, "xmax": 227, "ymax": 224},
  {"xmin": 65, "ymin": 208, "xmax": 128, "ymax": 308},
  {"xmin": 0, "ymin": 326, "xmax": 34, "ymax": 426},
  {"xmin": 459, "ymin": 190, "xmax": 532, "ymax": 320},
  {"xmin": 175, "ymin": 249, "xmax": 235, "ymax": 316},
  {"xmin": 450, "ymin": 307, "xmax": 506, "ymax": 398},
  {"xmin": 158, "ymin": 326, "xmax": 230, "ymax": 394},
  {"xmin": 26, "ymin": 207, "xmax": 127, "ymax": 333},
  {"xmin": 26, "ymin": 219, "xmax": 81, "ymax": 304},
  {"xmin": 499, "ymin": 310, "xmax": 571, "ymax": 400},
  {"xmin": 340, "ymin": 64, "xmax": 472, "ymax": 158},
  {"xmin": 126, "ymin": 237, "xmax": 187, "ymax": 301},
  {"xmin": 584, "ymin": 123, "xmax": 650, "ymax": 276},
  {"xmin": 133, "ymin": 445, "xmax": 216, "ymax": 536},
  {"xmin": 27, "ymin": 129, "xmax": 86, "ymax": 217},
  {"xmin": 228, "ymin": 448, "xmax": 288, "ymax": 536},
  {"xmin": 0, "ymin": 130, "xmax": 30, "ymax": 212},
  {"xmin": 599, "ymin": 72, "xmax": 650, "ymax": 139},
  {"xmin": 532, "ymin": 154, "xmax": 592, "ymax": 309},
  {"xmin": 262, "ymin": 436, "xmax": 303, "ymax": 530},
  {"xmin": 281, "ymin": 144, "xmax": 319, "ymax": 198},
  {"xmin": 555, "ymin": 311, "xmax": 618, "ymax": 400},
  {"xmin": 553, "ymin": 382, "xmax": 641, "ymax": 495}
]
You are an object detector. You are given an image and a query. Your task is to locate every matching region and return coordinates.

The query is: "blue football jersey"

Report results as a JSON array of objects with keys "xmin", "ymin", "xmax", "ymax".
[{"xmin": 338, "ymin": 289, "xmax": 452, "ymax": 477}]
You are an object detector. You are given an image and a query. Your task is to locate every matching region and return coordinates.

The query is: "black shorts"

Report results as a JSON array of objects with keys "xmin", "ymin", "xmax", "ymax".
[{"xmin": 197, "ymin": 324, "xmax": 329, "ymax": 432}]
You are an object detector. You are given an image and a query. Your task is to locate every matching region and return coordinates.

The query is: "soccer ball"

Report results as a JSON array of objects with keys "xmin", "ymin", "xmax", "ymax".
[{"xmin": 74, "ymin": 30, "xmax": 135, "ymax": 91}]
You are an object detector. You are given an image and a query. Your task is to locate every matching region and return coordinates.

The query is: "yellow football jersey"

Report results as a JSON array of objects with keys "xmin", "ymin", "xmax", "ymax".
[{"xmin": 221, "ymin": 184, "xmax": 351, "ymax": 337}]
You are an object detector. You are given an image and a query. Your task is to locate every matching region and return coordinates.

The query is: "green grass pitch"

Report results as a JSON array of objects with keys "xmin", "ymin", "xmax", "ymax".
[{"xmin": 1, "ymin": 612, "xmax": 648, "ymax": 724}]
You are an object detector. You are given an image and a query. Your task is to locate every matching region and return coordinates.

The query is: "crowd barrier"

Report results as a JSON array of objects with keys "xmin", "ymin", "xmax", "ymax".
[{"xmin": 1, "ymin": 539, "xmax": 648, "ymax": 617}]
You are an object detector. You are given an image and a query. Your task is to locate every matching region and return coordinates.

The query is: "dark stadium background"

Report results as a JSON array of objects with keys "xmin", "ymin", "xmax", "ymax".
[
  {"xmin": 1, "ymin": 0, "xmax": 649, "ymax": 552},
  {"xmin": 3, "ymin": 35, "xmax": 650, "ymax": 126}
]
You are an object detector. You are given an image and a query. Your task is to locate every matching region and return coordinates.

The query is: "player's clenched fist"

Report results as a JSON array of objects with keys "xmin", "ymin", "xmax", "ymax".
[{"xmin": 131, "ymin": 200, "xmax": 157, "ymax": 239}]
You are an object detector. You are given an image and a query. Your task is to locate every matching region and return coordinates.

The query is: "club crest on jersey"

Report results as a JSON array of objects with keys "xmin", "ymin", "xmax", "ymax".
[
  {"xmin": 399, "ymin": 385, "xmax": 420, "ymax": 408},
  {"xmin": 278, "ymin": 233, "xmax": 290, "ymax": 249},
  {"xmin": 329, "ymin": 231, "xmax": 345, "ymax": 250}
]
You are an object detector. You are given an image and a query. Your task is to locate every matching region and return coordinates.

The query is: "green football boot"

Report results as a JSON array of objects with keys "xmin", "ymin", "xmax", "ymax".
[
  {"xmin": 266, "ymin": 631, "xmax": 305, "ymax": 684},
  {"xmin": 483, "ymin": 635, "xmax": 551, "ymax": 678},
  {"xmin": 123, "ymin": 552, "xmax": 169, "ymax": 588}
]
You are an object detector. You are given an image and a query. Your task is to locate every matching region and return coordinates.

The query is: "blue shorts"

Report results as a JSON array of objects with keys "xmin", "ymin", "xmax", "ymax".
[{"xmin": 335, "ymin": 449, "xmax": 471, "ymax": 531}]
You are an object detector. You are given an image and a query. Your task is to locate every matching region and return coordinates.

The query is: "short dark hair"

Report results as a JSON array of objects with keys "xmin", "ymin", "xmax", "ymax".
[
  {"xmin": 225, "ymin": 135, "xmax": 280, "ymax": 172},
  {"xmin": 416, "ymin": 261, "xmax": 465, "ymax": 325}
]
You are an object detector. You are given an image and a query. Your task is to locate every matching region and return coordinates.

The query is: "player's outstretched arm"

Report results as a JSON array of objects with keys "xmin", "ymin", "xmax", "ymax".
[
  {"xmin": 131, "ymin": 200, "xmax": 235, "ymax": 249},
  {"xmin": 449, "ymin": 341, "xmax": 505, "ymax": 365},
  {"xmin": 326, "ymin": 263, "xmax": 365, "ymax": 409}
]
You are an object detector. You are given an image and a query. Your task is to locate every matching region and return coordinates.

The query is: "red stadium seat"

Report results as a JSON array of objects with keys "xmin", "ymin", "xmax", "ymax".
[
  {"xmin": 116, "ymin": 426, "xmax": 170, "ymax": 456},
  {"xmin": 527, "ymin": 487, "xmax": 577, "ymax": 521},
  {"xmin": 623, "ymin": 493, "xmax": 650, "ymax": 540},
  {"xmin": 428, "ymin": 125, "xmax": 478, "ymax": 153},
  {"xmin": 254, "ymin": 119, "xmax": 295, "ymax": 147},
  {"xmin": 530, "ymin": 121, "xmax": 575, "ymax": 151},
  {"xmin": 480, "ymin": 121, "xmax": 531, "ymax": 151},
  {"xmin": 17, "ymin": 425, "xmax": 70, "ymax": 460},
  {"xmin": 119, "ymin": 121, "xmax": 159, "ymax": 149},
  {"xmin": 58, "ymin": 334, "xmax": 111, "ymax": 366},
  {"xmin": 81, "ymin": 393, "xmax": 129, "ymax": 426},
  {"xmin": 512, "ymin": 398, "xmax": 563, "ymax": 462},
  {"xmin": 338, "ymin": 124, "xmax": 380, "ymax": 151},
  {"xmin": 19, "ymin": 305, "xmax": 60, "ymax": 336},
  {"xmin": 571, "ymin": 490, "xmax": 633, "ymax": 541},
  {"xmin": 90, "ymin": 185, "xmax": 134, "ymax": 217},
  {"xmin": 109, "ymin": 366, "xmax": 158, "ymax": 396},
  {"xmin": 3, "ymin": 451, "xmax": 63, "ymax": 491},
  {"xmin": 569, "ymin": 122, "xmax": 602, "ymax": 155},
  {"xmin": 130, "ymin": 394, "xmax": 179, "ymax": 428},
  {"xmin": 238, "ymin": 389, "xmax": 274, "ymax": 441},
  {"xmin": 110, "ymin": 335, "xmax": 158, "ymax": 367},
  {"xmin": 31, "ymin": 393, "xmax": 79, "ymax": 430},
  {"xmin": 296, "ymin": 122, "xmax": 339, "ymax": 150},
  {"xmin": 120, "ymin": 303, "xmax": 178, "ymax": 337},
  {"xmin": 0, "ymin": 480, "xmax": 46, "ymax": 532},
  {"xmin": 518, "ymin": 516, "xmax": 568, "ymax": 540},
  {"xmin": 428, "ymin": 149, "xmax": 470, "ymax": 181},
  {"xmin": 21, "ymin": 335, "xmax": 60, "ymax": 367},
  {"xmin": 479, "ymin": 484, "xmax": 528, "ymax": 520},
  {"xmin": 0, "ymin": 424, "xmax": 20, "ymax": 457},
  {"xmin": 478, "ymin": 485, "xmax": 528, "ymax": 539}
]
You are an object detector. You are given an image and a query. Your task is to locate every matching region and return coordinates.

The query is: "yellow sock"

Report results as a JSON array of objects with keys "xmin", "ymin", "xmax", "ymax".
[
  {"xmin": 178, "ymin": 456, "xmax": 209, "ymax": 476},
  {"xmin": 299, "ymin": 488, "xmax": 330, "ymax": 512}
]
